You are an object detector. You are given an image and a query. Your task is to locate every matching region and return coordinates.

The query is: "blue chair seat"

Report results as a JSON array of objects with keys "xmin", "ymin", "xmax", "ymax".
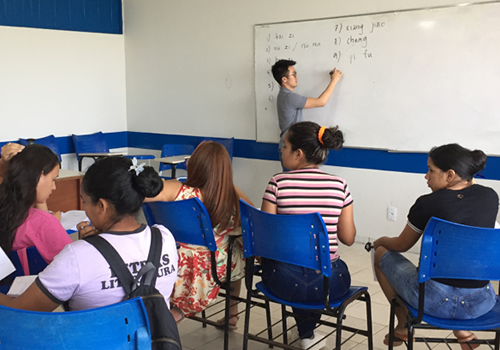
[{"xmin": 257, "ymin": 282, "xmax": 368, "ymax": 309}]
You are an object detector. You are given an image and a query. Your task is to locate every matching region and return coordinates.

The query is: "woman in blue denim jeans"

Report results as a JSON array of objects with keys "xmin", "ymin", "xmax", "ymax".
[
  {"xmin": 373, "ymin": 143, "xmax": 499, "ymax": 348},
  {"xmin": 261, "ymin": 121, "xmax": 356, "ymax": 349}
]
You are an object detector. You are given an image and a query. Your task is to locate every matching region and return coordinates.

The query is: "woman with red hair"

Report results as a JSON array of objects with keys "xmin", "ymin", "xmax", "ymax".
[{"xmin": 148, "ymin": 141, "xmax": 253, "ymax": 327}]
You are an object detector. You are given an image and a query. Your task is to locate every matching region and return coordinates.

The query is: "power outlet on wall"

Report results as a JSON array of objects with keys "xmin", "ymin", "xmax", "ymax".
[{"xmin": 387, "ymin": 207, "xmax": 397, "ymax": 221}]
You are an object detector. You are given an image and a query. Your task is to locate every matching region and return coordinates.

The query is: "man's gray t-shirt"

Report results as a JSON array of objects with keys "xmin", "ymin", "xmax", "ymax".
[{"xmin": 277, "ymin": 87, "xmax": 307, "ymax": 149}]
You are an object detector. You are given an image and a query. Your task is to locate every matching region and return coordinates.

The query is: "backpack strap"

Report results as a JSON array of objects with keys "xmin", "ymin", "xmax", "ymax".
[
  {"xmin": 84, "ymin": 234, "xmax": 134, "ymax": 295},
  {"xmin": 147, "ymin": 226, "xmax": 163, "ymax": 286}
]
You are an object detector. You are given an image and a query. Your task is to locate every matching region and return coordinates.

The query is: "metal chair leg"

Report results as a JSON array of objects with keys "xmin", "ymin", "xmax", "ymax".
[
  {"xmin": 243, "ymin": 290, "xmax": 252, "ymax": 350},
  {"xmin": 201, "ymin": 310, "xmax": 207, "ymax": 328},
  {"xmin": 222, "ymin": 237, "xmax": 235, "ymax": 350},
  {"xmin": 365, "ymin": 292, "xmax": 374, "ymax": 350},
  {"xmin": 282, "ymin": 304, "xmax": 288, "ymax": 344},
  {"xmin": 336, "ymin": 305, "xmax": 347, "ymax": 350},
  {"xmin": 407, "ymin": 324, "xmax": 414, "ymax": 350},
  {"xmin": 388, "ymin": 298, "xmax": 397, "ymax": 350},
  {"xmin": 265, "ymin": 299, "xmax": 274, "ymax": 348}
]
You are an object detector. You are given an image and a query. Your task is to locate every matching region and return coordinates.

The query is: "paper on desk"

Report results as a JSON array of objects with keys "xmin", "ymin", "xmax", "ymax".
[
  {"xmin": 7, "ymin": 275, "xmax": 37, "ymax": 297},
  {"xmin": 61, "ymin": 210, "xmax": 89, "ymax": 231},
  {"xmin": 0, "ymin": 246, "xmax": 15, "ymax": 281}
]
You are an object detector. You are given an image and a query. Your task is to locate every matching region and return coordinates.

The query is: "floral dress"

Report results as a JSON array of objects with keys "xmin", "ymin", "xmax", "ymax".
[{"xmin": 171, "ymin": 185, "xmax": 245, "ymax": 316}]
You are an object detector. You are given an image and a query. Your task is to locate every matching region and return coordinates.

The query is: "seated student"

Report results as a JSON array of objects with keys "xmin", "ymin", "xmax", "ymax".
[
  {"xmin": 1, "ymin": 142, "xmax": 62, "ymax": 221},
  {"xmin": 0, "ymin": 156, "xmax": 178, "ymax": 311},
  {"xmin": 0, "ymin": 144, "xmax": 72, "ymax": 275},
  {"xmin": 147, "ymin": 141, "xmax": 254, "ymax": 327},
  {"xmin": 373, "ymin": 143, "xmax": 498, "ymax": 348},
  {"xmin": 260, "ymin": 121, "xmax": 356, "ymax": 349}
]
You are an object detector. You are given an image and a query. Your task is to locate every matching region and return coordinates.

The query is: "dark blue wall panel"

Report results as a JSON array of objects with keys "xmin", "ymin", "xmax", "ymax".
[
  {"xmin": 2, "ymin": 131, "xmax": 500, "ymax": 181},
  {"xmin": 0, "ymin": 0, "xmax": 122, "ymax": 34},
  {"xmin": 127, "ymin": 132, "xmax": 500, "ymax": 181}
]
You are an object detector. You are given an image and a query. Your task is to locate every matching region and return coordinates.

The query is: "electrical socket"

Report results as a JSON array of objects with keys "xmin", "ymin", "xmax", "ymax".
[{"xmin": 387, "ymin": 207, "xmax": 397, "ymax": 221}]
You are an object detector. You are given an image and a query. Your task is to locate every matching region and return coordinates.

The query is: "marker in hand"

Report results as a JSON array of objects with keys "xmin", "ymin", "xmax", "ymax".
[{"xmin": 329, "ymin": 68, "xmax": 336, "ymax": 75}]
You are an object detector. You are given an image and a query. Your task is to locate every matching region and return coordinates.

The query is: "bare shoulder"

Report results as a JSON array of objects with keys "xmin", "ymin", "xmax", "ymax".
[{"xmin": 145, "ymin": 179, "xmax": 183, "ymax": 202}]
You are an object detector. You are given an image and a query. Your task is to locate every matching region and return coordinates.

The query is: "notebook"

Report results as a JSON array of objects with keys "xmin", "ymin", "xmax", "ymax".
[{"xmin": 7, "ymin": 275, "xmax": 37, "ymax": 297}]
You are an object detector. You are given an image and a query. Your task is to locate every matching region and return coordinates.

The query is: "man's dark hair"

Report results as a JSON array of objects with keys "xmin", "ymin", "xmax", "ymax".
[{"xmin": 271, "ymin": 59, "xmax": 296, "ymax": 86}]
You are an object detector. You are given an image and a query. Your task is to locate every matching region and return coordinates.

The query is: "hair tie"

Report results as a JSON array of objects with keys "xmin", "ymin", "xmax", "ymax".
[
  {"xmin": 318, "ymin": 126, "xmax": 326, "ymax": 145},
  {"xmin": 129, "ymin": 157, "xmax": 146, "ymax": 176}
]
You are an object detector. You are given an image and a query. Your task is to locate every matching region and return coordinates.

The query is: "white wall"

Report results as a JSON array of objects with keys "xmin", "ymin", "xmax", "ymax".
[
  {"xmin": 0, "ymin": 25, "xmax": 127, "ymax": 142},
  {"xmin": 123, "ymin": 0, "xmax": 500, "ymax": 244},
  {"xmin": 123, "ymin": 0, "xmax": 488, "ymax": 139}
]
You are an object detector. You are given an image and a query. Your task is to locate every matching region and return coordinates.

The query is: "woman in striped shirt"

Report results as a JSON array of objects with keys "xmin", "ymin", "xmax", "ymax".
[{"xmin": 261, "ymin": 121, "xmax": 356, "ymax": 349}]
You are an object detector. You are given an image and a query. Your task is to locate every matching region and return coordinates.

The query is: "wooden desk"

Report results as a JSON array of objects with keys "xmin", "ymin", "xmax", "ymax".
[
  {"xmin": 156, "ymin": 155, "xmax": 191, "ymax": 179},
  {"xmin": 46, "ymin": 169, "xmax": 84, "ymax": 212}
]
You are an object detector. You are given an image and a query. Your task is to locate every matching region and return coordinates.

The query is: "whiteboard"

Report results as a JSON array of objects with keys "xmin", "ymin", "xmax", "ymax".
[{"xmin": 255, "ymin": 2, "xmax": 500, "ymax": 154}]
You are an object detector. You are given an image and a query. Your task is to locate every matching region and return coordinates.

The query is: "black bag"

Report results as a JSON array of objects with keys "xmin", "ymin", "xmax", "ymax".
[{"xmin": 85, "ymin": 227, "xmax": 182, "ymax": 350}]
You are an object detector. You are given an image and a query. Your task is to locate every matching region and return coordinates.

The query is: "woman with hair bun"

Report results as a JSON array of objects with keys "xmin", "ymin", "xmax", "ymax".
[
  {"xmin": 0, "ymin": 156, "xmax": 178, "ymax": 312},
  {"xmin": 261, "ymin": 121, "xmax": 356, "ymax": 349},
  {"xmin": 374, "ymin": 143, "xmax": 498, "ymax": 348}
]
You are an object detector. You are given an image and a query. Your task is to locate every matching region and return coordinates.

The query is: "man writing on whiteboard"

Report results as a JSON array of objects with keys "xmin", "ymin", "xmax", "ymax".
[{"xmin": 271, "ymin": 59, "xmax": 343, "ymax": 153}]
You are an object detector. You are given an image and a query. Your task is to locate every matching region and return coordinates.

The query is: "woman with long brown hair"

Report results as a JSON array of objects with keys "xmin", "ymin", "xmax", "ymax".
[
  {"xmin": 0, "ymin": 144, "xmax": 72, "ymax": 276},
  {"xmin": 148, "ymin": 141, "xmax": 253, "ymax": 326}
]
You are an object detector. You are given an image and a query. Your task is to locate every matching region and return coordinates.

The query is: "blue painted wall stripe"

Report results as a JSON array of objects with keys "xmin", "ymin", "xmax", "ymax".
[
  {"xmin": 2, "ymin": 131, "xmax": 499, "ymax": 180},
  {"xmin": 0, "ymin": 0, "xmax": 122, "ymax": 34}
]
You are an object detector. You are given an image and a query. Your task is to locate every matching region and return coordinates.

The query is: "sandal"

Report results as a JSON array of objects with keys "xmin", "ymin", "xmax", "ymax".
[
  {"xmin": 383, "ymin": 330, "xmax": 409, "ymax": 347},
  {"xmin": 214, "ymin": 314, "xmax": 239, "ymax": 331},
  {"xmin": 170, "ymin": 306, "xmax": 186, "ymax": 324},
  {"xmin": 457, "ymin": 333, "xmax": 480, "ymax": 350}
]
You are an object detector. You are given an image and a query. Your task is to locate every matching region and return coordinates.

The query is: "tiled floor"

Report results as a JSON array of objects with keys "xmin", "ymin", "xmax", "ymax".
[{"xmin": 175, "ymin": 242, "xmax": 484, "ymax": 350}]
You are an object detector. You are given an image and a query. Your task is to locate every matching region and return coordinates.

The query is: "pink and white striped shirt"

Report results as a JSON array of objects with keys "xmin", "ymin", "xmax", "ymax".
[{"xmin": 263, "ymin": 168, "xmax": 353, "ymax": 260}]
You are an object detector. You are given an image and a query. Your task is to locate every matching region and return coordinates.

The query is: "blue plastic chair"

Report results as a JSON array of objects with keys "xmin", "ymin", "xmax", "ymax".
[
  {"xmin": 159, "ymin": 144, "xmax": 194, "ymax": 180},
  {"xmin": 239, "ymin": 200, "xmax": 373, "ymax": 350},
  {"xmin": 0, "ymin": 298, "xmax": 151, "ymax": 349},
  {"xmin": 200, "ymin": 137, "xmax": 234, "ymax": 161},
  {"xmin": 19, "ymin": 135, "xmax": 61, "ymax": 161},
  {"xmin": 142, "ymin": 197, "xmax": 237, "ymax": 350},
  {"xmin": 388, "ymin": 217, "xmax": 500, "ymax": 350},
  {"xmin": 72, "ymin": 132, "xmax": 154, "ymax": 171}
]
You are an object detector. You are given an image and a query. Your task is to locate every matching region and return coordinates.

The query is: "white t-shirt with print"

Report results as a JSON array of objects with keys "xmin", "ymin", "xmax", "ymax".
[{"xmin": 36, "ymin": 224, "xmax": 178, "ymax": 311}]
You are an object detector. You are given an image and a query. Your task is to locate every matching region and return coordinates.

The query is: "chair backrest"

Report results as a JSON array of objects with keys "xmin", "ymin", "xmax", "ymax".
[
  {"xmin": 201, "ymin": 137, "xmax": 234, "ymax": 161},
  {"xmin": 0, "ymin": 246, "xmax": 51, "ymax": 294},
  {"xmin": 11, "ymin": 246, "xmax": 48, "ymax": 275},
  {"xmin": 0, "ymin": 298, "xmax": 151, "ymax": 349},
  {"xmin": 239, "ymin": 200, "xmax": 331, "ymax": 277},
  {"xmin": 19, "ymin": 135, "xmax": 61, "ymax": 161},
  {"xmin": 159, "ymin": 144, "xmax": 195, "ymax": 172},
  {"xmin": 418, "ymin": 217, "xmax": 500, "ymax": 283},
  {"xmin": 72, "ymin": 132, "xmax": 110, "ymax": 160},
  {"xmin": 142, "ymin": 198, "xmax": 217, "ymax": 251}
]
